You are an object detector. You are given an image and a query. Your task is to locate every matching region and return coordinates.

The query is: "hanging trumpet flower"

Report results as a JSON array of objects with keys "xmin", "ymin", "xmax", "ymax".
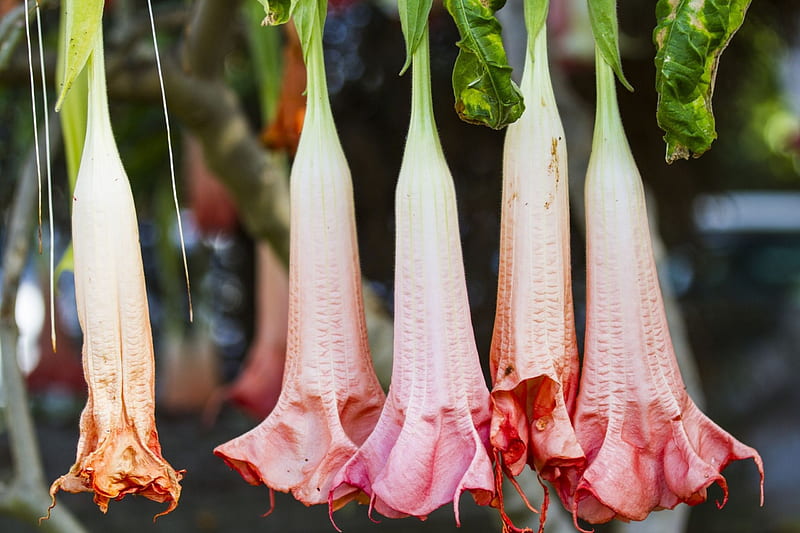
[
  {"xmin": 46, "ymin": 31, "xmax": 183, "ymax": 519},
  {"xmin": 489, "ymin": 6, "xmax": 584, "ymax": 506},
  {"xmin": 562, "ymin": 50, "xmax": 764, "ymax": 526},
  {"xmin": 213, "ymin": 5, "xmax": 385, "ymax": 510},
  {"xmin": 331, "ymin": 27, "xmax": 494, "ymax": 523}
]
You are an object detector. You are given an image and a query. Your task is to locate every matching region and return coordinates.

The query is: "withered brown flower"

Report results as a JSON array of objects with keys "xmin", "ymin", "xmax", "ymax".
[{"xmin": 47, "ymin": 34, "xmax": 182, "ymax": 519}]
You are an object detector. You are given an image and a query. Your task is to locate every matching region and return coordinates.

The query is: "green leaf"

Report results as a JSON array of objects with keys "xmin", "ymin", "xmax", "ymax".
[
  {"xmin": 444, "ymin": 0, "xmax": 525, "ymax": 129},
  {"xmin": 398, "ymin": 0, "xmax": 433, "ymax": 75},
  {"xmin": 654, "ymin": 0, "xmax": 751, "ymax": 162},
  {"xmin": 57, "ymin": 0, "xmax": 88, "ymax": 190},
  {"xmin": 60, "ymin": 68, "xmax": 87, "ymax": 191},
  {"xmin": 245, "ymin": 1, "xmax": 284, "ymax": 124},
  {"xmin": 55, "ymin": 243, "xmax": 74, "ymax": 279},
  {"xmin": 56, "ymin": 0, "xmax": 104, "ymax": 110},
  {"xmin": 524, "ymin": 0, "xmax": 549, "ymax": 42},
  {"xmin": 256, "ymin": 0, "xmax": 292, "ymax": 25},
  {"xmin": 587, "ymin": 0, "xmax": 633, "ymax": 92}
]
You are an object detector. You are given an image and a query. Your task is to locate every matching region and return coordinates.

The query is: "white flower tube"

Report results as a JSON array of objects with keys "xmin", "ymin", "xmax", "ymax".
[{"xmin": 48, "ymin": 32, "xmax": 182, "ymax": 519}]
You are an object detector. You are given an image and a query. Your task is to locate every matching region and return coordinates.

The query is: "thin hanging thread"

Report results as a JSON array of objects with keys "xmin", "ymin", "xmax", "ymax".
[
  {"xmin": 147, "ymin": 0, "xmax": 193, "ymax": 322},
  {"xmin": 34, "ymin": 0, "xmax": 56, "ymax": 351},
  {"xmin": 23, "ymin": 0, "xmax": 43, "ymax": 253}
]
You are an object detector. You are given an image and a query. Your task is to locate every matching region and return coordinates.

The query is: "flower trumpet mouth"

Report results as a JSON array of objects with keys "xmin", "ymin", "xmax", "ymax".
[{"xmin": 47, "ymin": 425, "xmax": 184, "ymax": 521}]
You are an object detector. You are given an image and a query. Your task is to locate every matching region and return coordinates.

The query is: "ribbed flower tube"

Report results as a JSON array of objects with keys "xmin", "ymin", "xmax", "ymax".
[
  {"xmin": 47, "ymin": 32, "xmax": 182, "ymax": 519},
  {"xmin": 213, "ymin": 18, "xmax": 385, "ymax": 509},
  {"xmin": 563, "ymin": 51, "xmax": 764, "ymax": 525},
  {"xmin": 489, "ymin": 26, "xmax": 584, "ymax": 499},
  {"xmin": 331, "ymin": 28, "xmax": 494, "ymax": 523}
]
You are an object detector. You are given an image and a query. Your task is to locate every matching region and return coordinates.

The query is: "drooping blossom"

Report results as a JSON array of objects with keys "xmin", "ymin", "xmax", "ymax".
[
  {"xmin": 184, "ymin": 133, "xmax": 238, "ymax": 235},
  {"xmin": 489, "ymin": 25, "xmax": 584, "ymax": 502},
  {"xmin": 47, "ymin": 33, "xmax": 183, "ymax": 518},
  {"xmin": 220, "ymin": 243, "xmax": 288, "ymax": 420},
  {"xmin": 562, "ymin": 52, "xmax": 764, "ymax": 525},
  {"xmin": 331, "ymin": 28, "xmax": 494, "ymax": 522},
  {"xmin": 213, "ymin": 16, "xmax": 385, "ymax": 509}
]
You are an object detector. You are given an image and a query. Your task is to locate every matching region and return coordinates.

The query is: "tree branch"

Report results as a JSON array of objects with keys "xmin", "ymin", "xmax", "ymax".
[
  {"xmin": 0, "ymin": 120, "xmax": 87, "ymax": 533},
  {"xmin": 182, "ymin": 0, "xmax": 240, "ymax": 80}
]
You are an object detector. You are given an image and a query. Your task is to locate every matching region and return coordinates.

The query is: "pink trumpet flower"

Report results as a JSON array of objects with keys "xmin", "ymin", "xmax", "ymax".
[
  {"xmin": 565, "ymin": 52, "xmax": 764, "ymax": 525},
  {"xmin": 489, "ymin": 26, "xmax": 584, "ymax": 498},
  {"xmin": 47, "ymin": 34, "xmax": 183, "ymax": 519},
  {"xmin": 331, "ymin": 28, "xmax": 494, "ymax": 523},
  {"xmin": 213, "ymin": 19, "xmax": 385, "ymax": 509}
]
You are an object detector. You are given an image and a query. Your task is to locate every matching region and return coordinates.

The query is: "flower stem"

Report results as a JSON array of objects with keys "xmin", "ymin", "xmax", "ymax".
[
  {"xmin": 408, "ymin": 26, "xmax": 439, "ymax": 148},
  {"xmin": 304, "ymin": 18, "xmax": 333, "ymax": 126},
  {"xmin": 593, "ymin": 48, "xmax": 627, "ymax": 150},
  {"xmin": 87, "ymin": 31, "xmax": 112, "ymax": 136}
]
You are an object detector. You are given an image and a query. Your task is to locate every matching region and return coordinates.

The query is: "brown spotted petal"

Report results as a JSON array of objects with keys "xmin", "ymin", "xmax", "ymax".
[
  {"xmin": 213, "ymin": 31, "xmax": 385, "ymax": 508},
  {"xmin": 489, "ymin": 28, "xmax": 584, "ymax": 494},
  {"xmin": 564, "ymin": 53, "xmax": 764, "ymax": 525},
  {"xmin": 48, "ymin": 35, "xmax": 182, "ymax": 519},
  {"xmin": 331, "ymin": 30, "xmax": 494, "ymax": 523}
]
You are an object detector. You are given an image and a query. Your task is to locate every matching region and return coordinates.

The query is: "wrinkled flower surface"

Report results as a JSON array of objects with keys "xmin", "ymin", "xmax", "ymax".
[
  {"xmin": 563, "ymin": 54, "xmax": 764, "ymax": 525},
  {"xmin": 490, "ymin": 28, "xmax": 583, "ymax": 494},
  {"xmin": 331, "ymin": 30, "xmax": 494, "ymax": 523},
  {"xmin": 213, "ymin": 25, "xmax": 385, "ymax": 508},
  {"xmin": 48, "ymin": 36, "xmax": 182, "ymax": 518}
]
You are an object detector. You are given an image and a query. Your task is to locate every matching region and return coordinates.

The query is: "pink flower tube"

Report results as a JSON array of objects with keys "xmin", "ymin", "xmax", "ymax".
[
  {"xmin": 213, "ymin": 18, "xmax": 385, "ymax": 509},
  {"xmin": 565, "ymin": 51, "xmax": 764, "ymax": 525},
  {"xmin": 489, "ymin": 26, "xmax": 584, "ymax": 496},
  {"xmin": 331, "ymin": 28, "xmax": 494, "ymax": 523}
]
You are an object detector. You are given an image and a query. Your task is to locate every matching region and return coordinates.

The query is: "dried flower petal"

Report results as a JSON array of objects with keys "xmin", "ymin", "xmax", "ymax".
[
  {"xmin": 213, "ymin": 25, "xmax": 385, "ymax": 508},
  {"xmin": 562, "ymin": 53, "xmax": 764, "ymax": 525},
  {"xmin": 331, "ymin": 29, "xmax": 494, "ymax": 523},
  {"xmin": 489, "ymin": 28, "xmax": 584, "ymax": 495},
  {"xmin": 47, "ymin": 34, "xmax": 182, "ymax": 519}
]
